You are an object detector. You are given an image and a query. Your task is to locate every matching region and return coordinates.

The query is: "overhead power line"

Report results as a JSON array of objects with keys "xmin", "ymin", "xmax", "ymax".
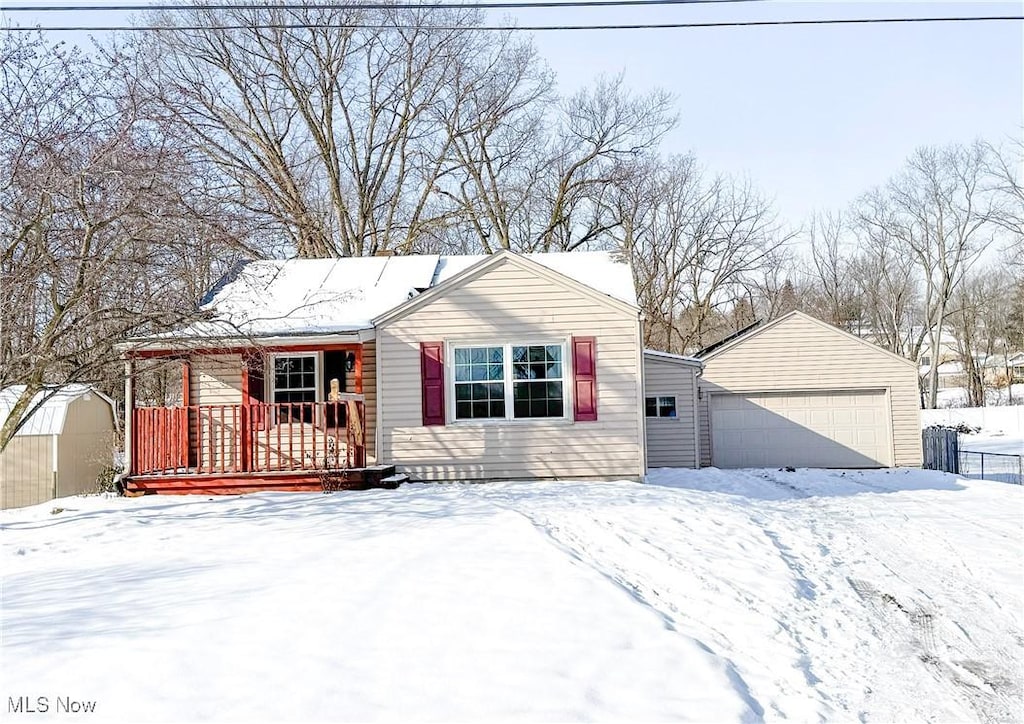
[
  {"xmin": 2, "ymin": 0, "xmax": 768, "ymax": 11},
  {"xmin": 4, "ymin": 15, "xmax": 1022, "ymax": 32}
]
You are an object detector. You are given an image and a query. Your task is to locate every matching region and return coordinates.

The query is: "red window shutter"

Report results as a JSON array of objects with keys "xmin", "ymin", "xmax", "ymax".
[
  {"xmin": 572, "ymin": 336, "xmax": 598, "ymax": 422},
  {"xmin": 420, "ymin": 342, "xmax": 446, "ymax": 426}
]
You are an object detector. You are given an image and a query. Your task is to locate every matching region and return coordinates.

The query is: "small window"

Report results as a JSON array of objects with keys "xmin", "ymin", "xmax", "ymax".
[{"xmin": 645, "ymin": 396, "xmax": 677, "ymax": 418}]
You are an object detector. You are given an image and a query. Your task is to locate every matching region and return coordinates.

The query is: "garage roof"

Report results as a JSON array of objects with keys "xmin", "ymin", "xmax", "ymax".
[{"xmin": 697, "ymin": 311, "xmax": 918, "ymax": 368}]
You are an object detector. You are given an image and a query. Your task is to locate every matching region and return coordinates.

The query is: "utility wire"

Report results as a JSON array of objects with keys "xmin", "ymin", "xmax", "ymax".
[
  {"xmin": 0, "ymin": 0, "xmax": 765, "ymax": 11},
  {"xmin": 3, "ymin": 15, "xmax": 1022, "ymax": 31},
  {"xmin": 1, "ymin": 0, "xmax": 768, "ymax": 11}
]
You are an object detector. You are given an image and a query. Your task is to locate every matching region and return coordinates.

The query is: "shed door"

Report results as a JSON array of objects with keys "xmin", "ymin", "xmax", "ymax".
[{"xmin": 710, "ymin": 390, "xmax": 891, "ymax": 468}]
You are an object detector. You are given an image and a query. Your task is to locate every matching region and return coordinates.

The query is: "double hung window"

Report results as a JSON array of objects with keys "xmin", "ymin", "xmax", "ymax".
[{"xmin": 273, "ymin": 354, "xmax": 317, "ymax": 422}]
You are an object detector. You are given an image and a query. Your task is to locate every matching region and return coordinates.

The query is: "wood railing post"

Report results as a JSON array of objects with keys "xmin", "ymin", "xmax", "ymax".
[{"xmin": 240, "ymin": 404, "xmax": 250, "ymax": 473}]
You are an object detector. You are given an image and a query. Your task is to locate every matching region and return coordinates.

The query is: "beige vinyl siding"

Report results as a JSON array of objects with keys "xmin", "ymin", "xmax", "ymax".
[
  {"xmin": 698, "ymin": 313, "xmax": 922, "ymax": 467},
  {"xmin": 1, "ymin": 435, "xmax": 54, "ymax": 509},
  {"xmin": 56, "ymin": 395, "xmax": 115, "ymax": 497},
  {"xmin": 359, "ymin": 340, "xmax": 377, "ymax": 464},
  {"xmin": 190, "ymin": 354, "xmax": 243, "ymax": 471},
  {"xmin": 377, "ymin": 258, "xmax": 643, "ymax": 481},
  {"xmin": 191, "ymin": 354, "xmax": 243, "ymax": 405},
  {"xmin": 643, "ymin": 355, "xmax": 699, "ymax": 468}
]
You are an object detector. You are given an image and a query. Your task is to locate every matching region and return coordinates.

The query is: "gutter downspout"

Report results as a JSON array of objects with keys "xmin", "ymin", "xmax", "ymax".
[
  {"xmin": 113, "ymin": 356, "xmax": 134, "ymax": 494},
  {"xmin": 693, "ymin": 365, "xmax": 703, "ymax": 469}
]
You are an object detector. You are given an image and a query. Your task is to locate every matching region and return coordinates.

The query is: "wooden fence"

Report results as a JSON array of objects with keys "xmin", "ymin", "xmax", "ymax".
[{"xmin": 922, "ymin": 426, "xmax": 960, "ymax": 475}]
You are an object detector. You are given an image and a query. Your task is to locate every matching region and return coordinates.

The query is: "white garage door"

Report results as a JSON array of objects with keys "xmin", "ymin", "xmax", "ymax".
[{"xmin": 710, "ymin": 390, "xmax": 891, "ymax": 468}]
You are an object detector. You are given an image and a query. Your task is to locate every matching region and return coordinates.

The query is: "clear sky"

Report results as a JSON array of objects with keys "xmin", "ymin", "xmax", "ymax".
[
  {"xmin": 4, "ymin": 0, "xmax": 1022, "ymax": 230},
  {"xmin": 498, "ymin": 0, "xmax": 1023, "ymax": 228}
]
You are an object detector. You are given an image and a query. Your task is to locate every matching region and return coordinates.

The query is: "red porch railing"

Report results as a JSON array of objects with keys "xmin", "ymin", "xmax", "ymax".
[{"xmin": 132, "ymin": 398, "xmax": 366, "ymax": 476}]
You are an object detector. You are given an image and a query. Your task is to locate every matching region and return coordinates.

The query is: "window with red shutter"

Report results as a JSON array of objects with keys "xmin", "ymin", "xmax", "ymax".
[
  {"xmin": 572, "ymin": 336, "xmax": 597, "ymax": 422},
  {"xmin": 420, "ymin": 342, "xmax": 446, "ymax": 426}
]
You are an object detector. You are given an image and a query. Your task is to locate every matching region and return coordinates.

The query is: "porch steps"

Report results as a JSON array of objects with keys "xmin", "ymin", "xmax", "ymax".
[{"xmin": 380, "ymin": 473, "xmax": 410, "ymax": 489}]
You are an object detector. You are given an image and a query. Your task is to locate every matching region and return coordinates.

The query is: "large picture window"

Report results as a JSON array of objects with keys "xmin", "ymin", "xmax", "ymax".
[{"xmin": 452, "ymin": 343, "xmax": 566, "ymax": 421}]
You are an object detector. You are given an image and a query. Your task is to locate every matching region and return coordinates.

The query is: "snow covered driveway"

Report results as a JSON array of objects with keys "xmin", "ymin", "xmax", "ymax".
[{"xmin": 3, "ymin": 470, "xmax": 1022, "ymax": 722}]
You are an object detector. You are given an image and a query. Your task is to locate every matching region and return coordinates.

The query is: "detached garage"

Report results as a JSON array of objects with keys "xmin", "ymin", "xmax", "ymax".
[
  {"xmin": 1, "ymin": 385, "xmax": 117, "ymax": 509},
  {"xmin": 697, "ymin": 311, "xmax": 922, "ymax": 469}
]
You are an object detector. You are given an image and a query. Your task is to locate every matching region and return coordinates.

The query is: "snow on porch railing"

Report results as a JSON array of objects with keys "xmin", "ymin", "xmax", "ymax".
[{"xmin": 132, "ymin": 398, "xmax": 366, "ymax": 476}]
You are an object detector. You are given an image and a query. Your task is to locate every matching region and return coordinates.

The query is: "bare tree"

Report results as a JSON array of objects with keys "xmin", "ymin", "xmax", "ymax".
[
  {"xmin": 137, "ymin": 4, "xmax": 554, "ymax": 257},
  {"xmin": 530, "ymin": 75, "xmax": 676, "ymax": 253},
  {"xmin": 947, "ymin": 266, "xmax": 1015, "ymax": 406},
  {"xmin": 801, "ymin": 212, "xmax": 861, "ymax": 328},
  {"xmin": 984, "ymin": 137, "xmax": 1024, "ymax": 265},
  {"xmin": 614, "ymin": 156, "xmax": 793, "ymax": 353},
  {"xmin": 0, "ymin": 31, "xmax": 245, "ymax": 451},
  {"xmin": 857, "ymin": 142, "xmax": 996, "ymax": 408}
]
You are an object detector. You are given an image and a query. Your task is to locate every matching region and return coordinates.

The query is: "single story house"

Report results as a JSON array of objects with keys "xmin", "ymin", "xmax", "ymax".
[
  {"xmin": 120, "ymin": 251, "xmax": 649, "ymax": 493},
  {"xmin": 696, "ymin": 311, "xmax": 923, "ymax": 469},
  {"xmin": 117, "ymin": 254, "xmax": 922, "ymax": 494},
  {"xmin": 1, "ymin": 384, "xmax": 117, "ymax": 509}
]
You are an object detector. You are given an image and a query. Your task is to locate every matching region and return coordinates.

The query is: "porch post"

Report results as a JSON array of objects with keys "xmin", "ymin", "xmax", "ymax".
[
  {"xmin": 124, "ymin": 356, "xmax": 135, "ymax": 476},
  {"xmin": 240, "ymin": 365, "xmax": 250, "ymax": 472},
  {"xmin": 181, "ymin": 360, "xmax": 191, "ymax": 469}
]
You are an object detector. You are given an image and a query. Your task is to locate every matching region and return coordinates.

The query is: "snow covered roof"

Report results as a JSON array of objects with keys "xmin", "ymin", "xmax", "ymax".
[
  {"xmin": 643, "ymin": 349, "xmax": 704, "ymax": 368},
  {"xmin": 0, "ymin": 384, "xmax": 115, "ymax": 437},
  {"xmin": 165, "ymin": 255, "xmax": 440, "ymax": 339},
  {"xmin": 145, "ymin": 251, "xmax": 636, "ymax": 342}
]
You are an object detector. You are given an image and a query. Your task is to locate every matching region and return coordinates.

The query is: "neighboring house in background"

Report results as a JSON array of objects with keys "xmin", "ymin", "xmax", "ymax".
[
  {"xmin": 119, "ymin": 251, "xmax": 648, "ymax": 493},
  {"xmin": 696, "ymin": 311, "xmax": 923, "ymax": 469},
  {"xmin": 924, "ymin": 354, "xmax": 1024, "ymax": 391},
  {"xmin": 1009, "ymin": 353, "xmax": 1024, "ymax": 384},
  {"xmin": 0, "ymin": 384, "xmax": 117, "ymax": 509}
]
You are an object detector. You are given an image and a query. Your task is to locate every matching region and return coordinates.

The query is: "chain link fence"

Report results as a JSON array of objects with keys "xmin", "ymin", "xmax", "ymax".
[
  {"xmin": 923, "ymin": 427, "xmax": 1023, "ymax": 485},
  {"xmin": 958, "ymin": 450, "xmax": 1023, "ymax": 485}
]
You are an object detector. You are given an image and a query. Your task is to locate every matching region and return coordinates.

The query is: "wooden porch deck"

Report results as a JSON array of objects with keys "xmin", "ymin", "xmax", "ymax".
[
  {"xmin": 125, "ymin": 465, "xmax": 403, "ymax": 495},
  {"xmin": 126, "ymin": 399, "xmax": 405, "ymax": 494}
]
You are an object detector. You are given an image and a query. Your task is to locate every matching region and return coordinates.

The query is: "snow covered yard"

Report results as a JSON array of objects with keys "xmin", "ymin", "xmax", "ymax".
[{"xmin": 2, "ymin": 470, "xmax": 1022, "ymax": 723}]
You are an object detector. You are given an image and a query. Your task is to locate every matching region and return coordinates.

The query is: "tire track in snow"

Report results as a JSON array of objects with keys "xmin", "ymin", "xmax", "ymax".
[
  {"xmin": 482, "ymin": 488, "xmax": 833, "ymax": 722},
  {"xmin": 506, "ymin": 506, "xmax": 769, "ymax": 723},
  {"xmin": 479, "ymin": 476, "xmax": 1022, "ymax": 722},
  {"xmin": 752, "ymin": 469, "xmax": 1022, "ymax": 723}
]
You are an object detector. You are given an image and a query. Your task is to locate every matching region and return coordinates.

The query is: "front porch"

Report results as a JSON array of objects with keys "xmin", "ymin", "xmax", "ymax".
[{"xmin": 123, "ymin": 342, "xmax": 395, "ymax": 494}]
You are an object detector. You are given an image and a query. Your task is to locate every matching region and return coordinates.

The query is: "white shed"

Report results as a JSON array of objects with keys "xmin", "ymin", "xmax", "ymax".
[{"xmin": 1, "ymin": 385, "xmax": 117, "ymax": 509}]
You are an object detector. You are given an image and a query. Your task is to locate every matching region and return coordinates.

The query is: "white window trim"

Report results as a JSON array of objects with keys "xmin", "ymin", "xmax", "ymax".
[
  {"xmin": 269, "ymin": 352, "xmax": 322, "ymax": 426},
  {"xmin": 446, "ymin": 340, "xmax": 573, "ymax": 425},
  {"xmin": 645, "ymin": 395, "xmax": 678, "ymax": 419}
]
